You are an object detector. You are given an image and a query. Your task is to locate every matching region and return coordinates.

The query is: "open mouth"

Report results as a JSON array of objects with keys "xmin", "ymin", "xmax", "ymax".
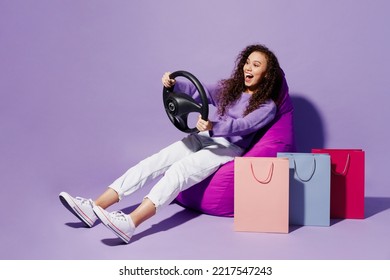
[{"xmin": 245, "ymin": 73, "xmax": 254, "ymax": 82}]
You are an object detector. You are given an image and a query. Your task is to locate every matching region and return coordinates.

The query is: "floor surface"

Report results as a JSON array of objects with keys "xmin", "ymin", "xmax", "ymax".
[{"xmin": 2, "ymin": 182, "xmax": 389, "ymax": 260}]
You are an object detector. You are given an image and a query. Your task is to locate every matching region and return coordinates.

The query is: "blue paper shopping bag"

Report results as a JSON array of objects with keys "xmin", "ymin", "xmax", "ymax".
[{"xmin": 277, "ymin": 153, "xmax": 331, "ymax": 226}]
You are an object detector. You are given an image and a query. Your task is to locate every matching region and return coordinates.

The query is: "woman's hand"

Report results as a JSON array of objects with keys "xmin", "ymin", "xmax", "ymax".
[
  {"xmin": 196, "ymin": 115, "xmax": 213, "ymax": 132},
  {"xmin": 162, "ymin": 72, "xmax": 176, "ymax": 88}
]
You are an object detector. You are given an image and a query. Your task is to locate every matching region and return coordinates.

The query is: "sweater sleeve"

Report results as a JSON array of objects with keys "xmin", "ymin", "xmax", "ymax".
[
  {"xmin": 210, "ymin": 99, "xmax": 277, "ymax": 137},
  {"xmin": 173, "ymin": 80, "xmax": 220, "ymax": 106}
]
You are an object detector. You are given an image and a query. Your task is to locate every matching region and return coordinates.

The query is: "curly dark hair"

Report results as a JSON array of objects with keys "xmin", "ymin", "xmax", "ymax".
[{"xmin": 217, "ymin": 44, "xmax": 283, "ymax": 117}]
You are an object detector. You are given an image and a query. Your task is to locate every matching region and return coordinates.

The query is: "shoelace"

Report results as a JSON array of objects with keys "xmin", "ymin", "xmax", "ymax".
[
  {"xmin": 111, "ymin": 211, "xmax": 128, "ymax": 222},
  {"xmin": 75, "ymin": 197, "xmax": 92, "ymax": 206}
]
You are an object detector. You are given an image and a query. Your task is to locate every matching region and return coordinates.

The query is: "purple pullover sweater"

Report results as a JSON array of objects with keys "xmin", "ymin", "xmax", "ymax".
[{"xmin": 173, "ymin": 80, "xmax": 276, "ymax": 149}]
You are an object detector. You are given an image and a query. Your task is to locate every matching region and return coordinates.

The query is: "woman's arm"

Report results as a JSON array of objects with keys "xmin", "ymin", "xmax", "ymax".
[{"xmin": 210, "ymin": 100, "xmax": 277, "ymax": 137}]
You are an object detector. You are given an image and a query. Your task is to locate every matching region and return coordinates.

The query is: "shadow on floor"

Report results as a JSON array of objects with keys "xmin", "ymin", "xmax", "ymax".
[{"xmin": 364, "ymin": 197, "xmax": 390, "ymax": 218}]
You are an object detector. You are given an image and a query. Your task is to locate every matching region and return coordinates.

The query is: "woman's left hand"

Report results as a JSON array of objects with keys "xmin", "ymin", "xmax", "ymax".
[{"xmin": 196, "ymin": 115, "xmax": 213, "ymax": 132}]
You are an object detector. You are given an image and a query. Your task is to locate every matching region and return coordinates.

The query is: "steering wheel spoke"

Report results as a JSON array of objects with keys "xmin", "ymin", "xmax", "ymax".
[{"xmin": 175, "ymin": 115, "xmax": 190, "ymax": 132}]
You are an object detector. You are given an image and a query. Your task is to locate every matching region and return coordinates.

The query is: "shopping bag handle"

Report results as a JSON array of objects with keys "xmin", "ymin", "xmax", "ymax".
[
  {"xmin": 331, "ymin": 153, "xmax": 350, "ymax": 176},
  {"xmin": 293, "ymin": 157, "xmax": 316, "ymax": 182},
  {"xmin": 250, "ymin": 162, "xmax": 274, "ymax": 184}
]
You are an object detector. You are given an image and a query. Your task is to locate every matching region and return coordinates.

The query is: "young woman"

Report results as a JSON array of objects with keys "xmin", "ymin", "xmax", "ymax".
[{"xmin": 59, "ymin": 44, "xmax": 283, "ymax": 244}]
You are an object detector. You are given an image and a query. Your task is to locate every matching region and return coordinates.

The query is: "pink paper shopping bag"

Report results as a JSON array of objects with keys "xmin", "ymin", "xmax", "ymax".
[
  {"xmin": 234, "ymin": 157, "xmax": 290, "ymax": 233},
  {"xmin": 312, "ymin": 149, "xmax": 365, "ymax": 219}
]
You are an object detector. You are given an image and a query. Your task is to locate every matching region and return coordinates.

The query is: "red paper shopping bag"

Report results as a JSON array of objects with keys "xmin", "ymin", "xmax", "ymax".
[
  {"xmin": 234, "ymin": 157, "xmax": 290, "ymax": 233},
  {"xmin": 312, "ymin": 149, "xmax": 365, "ymax": 219}
]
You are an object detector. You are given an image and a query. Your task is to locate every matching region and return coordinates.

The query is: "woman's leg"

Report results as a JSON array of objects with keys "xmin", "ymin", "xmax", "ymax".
[
  {"xmin": 93, "ymin": 138, "xmax": 243, "ymax": 243},
  {"xmin": 129, "ymin": 198, "xmax": 156, "ymax": 227},
  {"xmin": 93, "ymin": 145, "xmax": 240, "ymax": 242}
]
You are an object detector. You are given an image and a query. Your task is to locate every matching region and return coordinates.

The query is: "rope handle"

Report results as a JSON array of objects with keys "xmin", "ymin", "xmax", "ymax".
[
  {"xmin": 293, "ymin": 157, "xmax": 316, "ymax": 182},
  {"xmin": 250, "ymin": 161, "xmax": 274, "ymax": 184},
  {"xmin": 331, "ymin": 153, "xmax": 350, "ymax": 176}
]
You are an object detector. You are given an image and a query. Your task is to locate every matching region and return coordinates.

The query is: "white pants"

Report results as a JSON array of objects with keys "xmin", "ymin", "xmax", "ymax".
[{"xmin": 109, "ymin": 132, "xmax": 244, "ymax": 211}]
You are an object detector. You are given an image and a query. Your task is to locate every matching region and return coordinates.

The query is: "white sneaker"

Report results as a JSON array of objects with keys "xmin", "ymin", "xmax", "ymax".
[
  {"xmin": 93, "ymin": 206, "xmax": 135, "ymax": 244},
  {"xmin": 59, "ymin": 192, "xmax": 97, "ymax": 227}
]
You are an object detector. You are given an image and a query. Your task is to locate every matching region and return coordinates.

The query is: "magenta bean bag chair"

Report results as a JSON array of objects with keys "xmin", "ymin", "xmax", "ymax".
[{"xmin": 175, "ymin": 76, "xmax": 295, "ymax": 217}]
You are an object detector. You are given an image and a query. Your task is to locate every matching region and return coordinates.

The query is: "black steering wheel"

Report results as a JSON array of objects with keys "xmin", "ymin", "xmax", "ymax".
[{"xmin": 163, "ymin": 70, "xmax": 209, "ymax": 133}]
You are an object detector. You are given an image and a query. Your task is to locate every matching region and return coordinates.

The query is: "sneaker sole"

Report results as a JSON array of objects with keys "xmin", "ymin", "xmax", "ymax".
[
  {"xmin": 59, "ymin": 192, "xmax": 94, "ymax": 227},
  {"xmin": 93, "ymin": 206, "xmax": 131, "ymax": 244}
]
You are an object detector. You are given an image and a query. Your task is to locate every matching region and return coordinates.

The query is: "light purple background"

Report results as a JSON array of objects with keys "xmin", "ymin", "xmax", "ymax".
[{"xmin": 1, "ymin": 0, "xmax": 389, "ymax": 259}]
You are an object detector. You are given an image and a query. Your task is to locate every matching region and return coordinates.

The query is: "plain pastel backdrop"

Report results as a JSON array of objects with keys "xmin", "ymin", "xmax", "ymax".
[{"xmin": 1, "ymin": 0, "xmax": 389, "ymax": 259}]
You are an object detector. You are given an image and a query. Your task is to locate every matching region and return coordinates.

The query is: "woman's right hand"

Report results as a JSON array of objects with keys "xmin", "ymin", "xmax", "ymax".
[{"xmin": 162, "ymin": 72, "xmax": 176, "ymax": 88}]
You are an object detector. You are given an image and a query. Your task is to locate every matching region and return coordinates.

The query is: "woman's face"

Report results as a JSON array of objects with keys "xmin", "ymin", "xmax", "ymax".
[{"xmin": 243, "ymin": 51, "xmax": 268, "ymax": 93}]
